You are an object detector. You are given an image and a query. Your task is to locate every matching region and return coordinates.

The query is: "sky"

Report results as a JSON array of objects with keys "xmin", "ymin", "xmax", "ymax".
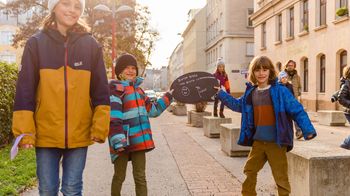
[{"xmin": 136, "ymin": 0, "xmax": 206, "ymax": 69}]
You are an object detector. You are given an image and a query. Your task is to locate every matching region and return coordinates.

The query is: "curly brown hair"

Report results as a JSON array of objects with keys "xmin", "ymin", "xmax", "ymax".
[{"xmin": 248, "ymin": 56, "xmax": 277, "ymax": 85}]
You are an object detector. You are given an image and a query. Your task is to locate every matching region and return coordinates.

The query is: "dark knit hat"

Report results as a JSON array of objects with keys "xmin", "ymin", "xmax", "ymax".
[{"xmin": 115, "ymin": 53, "xmax": 138, "ymax": 79}]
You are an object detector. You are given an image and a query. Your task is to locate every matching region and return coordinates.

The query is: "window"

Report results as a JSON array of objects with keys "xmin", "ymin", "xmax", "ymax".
[
  {"xmin": 288, "ymin": 7, "xmax": 294, "ymax": 37},
  {"xmin": 336, "ymin": 0, "xmax": 348, "ymax": 18},
  {"xmin": 261, "ymin": 23, "xmax": 266, "ymax": 48},
  {"xmin": 276, "ymin": 62, "xmax": 282, "ymax": 72},
  {"xmin": 246, "ymin": 42, "xmax": 254, "ymax": 56},
  {"xmin": 320, "ymin": 0, "xmax": 327, "ymax": 26},
  {"xmin": 0, "ymin": 31, "xmax": 14, "ymax": 45},
  {"xmin": 320, "ymin": 55, "xmax": 326, "ymax": 92},
  {"xmin": 303, "ymin": 58, "xmax": 309, "ymax": 92},
  {"xmin": 247, "ymin": 9, "xmax": 254, "ymax": 27},
  {"xmin": 0, "ymin": 53, "xmax": 16, "ymax": 63},
  {"xmin": 340, "ymin": 51, "xmax": 347, "ymax": 77},
  {"xmin": 301, "ymin": 0, "xmax": 309, "ymax": 31},
  {"xmin": 276, "ymin": 14, "xmax": 282, "ymax": 41}
]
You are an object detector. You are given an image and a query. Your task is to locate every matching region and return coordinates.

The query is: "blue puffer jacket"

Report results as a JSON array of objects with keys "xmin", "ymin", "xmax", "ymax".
[{"xmin": 217, "ymin": 79, "xmax": 316, "ymax": 151}]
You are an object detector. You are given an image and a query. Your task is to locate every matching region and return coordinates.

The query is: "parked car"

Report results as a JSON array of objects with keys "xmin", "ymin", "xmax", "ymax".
[{"xmin": 144, "ymin": 90, "xmax": 157, "ymax": 102}]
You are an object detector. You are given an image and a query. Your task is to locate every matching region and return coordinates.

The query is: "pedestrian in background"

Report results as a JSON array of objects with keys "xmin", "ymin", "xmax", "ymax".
[
  {"xmin": 337, "ymin": 65, "xmax": 350, "ymax": 149},
  {"xmin": 216, "ymin": 56, "xmax": 317, "ymax": 196},
  {"xmin": 12, "ymin": 0, "xmax": 110, "ymax": 195},
  {"xmin": 284, "ymin": 60, "xmax": 303, "ymax": 139},
  {"xmin": 213, "ymin": 58, "xmax": 230, "ymax": 118},
  {"xmin": 278, "ymin": 71, "xmax": 294, "ymax": 95},
  {"xmin": 109, "ymin": 53, "xmax": 173, "ymax": 196}
]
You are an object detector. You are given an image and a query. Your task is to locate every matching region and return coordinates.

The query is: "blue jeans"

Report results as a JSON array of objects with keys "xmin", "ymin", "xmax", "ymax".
[
  {"xmin": 36, "ymin": 147, "xmax": 88, "ymax": 196},
  {"xmin": 342, "ymin": 114, "xmax": 350, "ymax": 147}
]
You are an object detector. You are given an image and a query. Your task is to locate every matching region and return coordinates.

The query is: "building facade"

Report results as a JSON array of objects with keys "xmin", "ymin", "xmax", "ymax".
[
  {"xmin": 252, "ymin": 0, "xmax": 349, "ymax": 111},
  {"xmin": 182, "ymin": 7, "xmax": 207, "ymax": 73},
  {"xmin": 168, "ymin": 42, "xmax": 184, "ymax": 87},
  {"xmin": 206, "ymin": 0, "xmax": 254, "ymax": 96},
  {"xmin": 0, "ymin": 2, "xmax": 30, "ymax": 65}
]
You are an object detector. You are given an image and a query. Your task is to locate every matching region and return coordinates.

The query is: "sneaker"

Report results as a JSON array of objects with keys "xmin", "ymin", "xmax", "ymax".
[
  {"xmin": 340, "ymin": 137, "xmax": 350, "ymax": 150},
  {"xmin": 295, "ymin": 130, "xmax": 303, "ymax": 140}
]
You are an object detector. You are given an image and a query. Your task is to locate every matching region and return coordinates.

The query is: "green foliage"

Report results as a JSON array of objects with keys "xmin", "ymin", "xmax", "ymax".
[
  {"xmin": 336, "ymin": 7, "xmax": 349, "ymax": 17},
  {"xmin": 1, "ymin": 0, "xmax": 159, "ymax": 76},
  {"xmin": 0, "ymin": 146, "xmax": 36, "ymax": 195},
  {"xmin": 0, "ymin": 62, "xmax": 18, "ymax": 146}
]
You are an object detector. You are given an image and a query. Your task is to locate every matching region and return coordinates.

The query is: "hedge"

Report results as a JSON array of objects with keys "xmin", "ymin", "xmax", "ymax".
[{"xmin": 0, "ymin": 62, "xmax": 18, "ymax": 146}]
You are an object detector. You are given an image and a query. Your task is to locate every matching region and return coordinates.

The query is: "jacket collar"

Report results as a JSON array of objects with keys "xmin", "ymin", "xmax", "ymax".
[
  {"xmin": 245, "ymin": 78, "xmax": 278, "ymax": 90},
  {"xmin": 44, "ymin": 27, "xmax": 88, "ymax": 45},
  {"xmin": 119, "ymin": 77, "xmax": 144, "ymax": 88}
]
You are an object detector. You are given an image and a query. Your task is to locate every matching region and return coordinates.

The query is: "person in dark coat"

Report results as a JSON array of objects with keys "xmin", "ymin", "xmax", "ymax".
[{"xmin": 337, "ymin": 65, "xmax": 350, "ymax": 149}]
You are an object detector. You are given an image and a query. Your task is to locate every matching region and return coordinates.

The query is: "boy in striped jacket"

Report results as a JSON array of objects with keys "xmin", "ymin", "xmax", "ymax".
[{"xmin": 108, "ymin": 53, "xmax": 173, "ymax": 196}]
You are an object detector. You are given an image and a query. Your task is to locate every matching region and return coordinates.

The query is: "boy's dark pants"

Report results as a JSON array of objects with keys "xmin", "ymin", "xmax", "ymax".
[
  {"xmin": 112, "ymin": 151, "xmax": 147, "ymax": 196},
  {"xmin": 242, "ymin": 141, "xmax": 291, "ymax": 196}
]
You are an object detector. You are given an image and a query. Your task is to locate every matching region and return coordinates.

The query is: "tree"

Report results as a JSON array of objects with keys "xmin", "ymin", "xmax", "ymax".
[{"xmin": 1, "ymin": 0, "xmax": 159, "ymax": 75}]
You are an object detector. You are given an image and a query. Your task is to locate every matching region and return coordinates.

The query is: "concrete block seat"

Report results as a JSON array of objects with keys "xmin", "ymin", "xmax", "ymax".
[
  {"xmin": 317, "ymin": 110, "xmax": 346, "ymax": 126},
  {"xmin": 203, "ymin": 116, "xmax": 232, "ymax": 138},
  {"xmin": 219, "ymin": 123, "xmax": 250, "ymax": 157},
  {"xmin": 187, "ymin": 110, "xmax": 211, "ymax": 127},
  {"xmin": 287, "ymin": 141, "xmax": 350, "ymax": 196}
]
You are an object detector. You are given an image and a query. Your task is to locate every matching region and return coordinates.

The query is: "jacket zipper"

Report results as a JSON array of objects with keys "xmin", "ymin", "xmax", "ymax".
[
  {"xmin": 64, "ymin": 41, "xmax": 69, "ymax": 148},
  {"xmin": 132, "ymin": 85, "xmax": 147, "ymax": 148}
]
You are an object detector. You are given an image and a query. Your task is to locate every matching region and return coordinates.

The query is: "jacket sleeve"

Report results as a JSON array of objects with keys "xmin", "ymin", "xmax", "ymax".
[
  {"xmin": 90, "ymin": 44, "xmax": 111, "ymax": 142},
  {"xmin": 297, "ymin": 75, "xmax": 302, "ymax": 96},
  {"xmin": 217, "ymin": 90, "xmax": 242, "ymax": 113},
  {"xmin": 145, "ymin": 92, "xmax": 173, "ymax": 118},
  {"xmin": 12, "ymin": 38, "xmax": 39, "ymax": 145},
  {"xmin": 338, "ymin": 82, "xmax": 350, "ymax": 108},
  {"xmin": 282, "ymin": 88, "xmax": 317, "ymax": 140},
  {"xmin": 224, "ymin": 76, "xmax": 230, "ymax": 94},
  {"xmin": 108, "ymin": 86, "xmax": 127, "ymax": 150}
]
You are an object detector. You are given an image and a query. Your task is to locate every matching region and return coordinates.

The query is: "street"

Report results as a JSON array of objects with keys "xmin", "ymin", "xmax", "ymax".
[{"xmin": 23, "ymin": 104, "xmax": 350, "ymax": 196}]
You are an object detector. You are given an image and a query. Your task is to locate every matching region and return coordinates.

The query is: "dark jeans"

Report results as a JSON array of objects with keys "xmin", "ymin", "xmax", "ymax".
[
  {"xmin": 214, "ymin": 97, "xmax": 224, "ymax": 113},
  {"xmin": 36, "ymin": 147, "xmax": 88, "ymax": 196},
  {"xmin": 342, "ymin": 114, "xmax": 350, "ymax": 146}
]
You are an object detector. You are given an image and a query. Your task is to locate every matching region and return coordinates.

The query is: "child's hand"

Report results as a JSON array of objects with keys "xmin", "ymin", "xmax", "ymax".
[
  {"xmin": 306, "ymin": 134, "xmax": 315, "ymax": 140},
  {"xmin": 116, "ymin": 147, "xmax": 125, "ymax": 152},
  {"xmin": 92, "ymin": 137, "xmax": 104, "ymax": 143},
  {"xmin": 20, "ymin": 144, "xmax": 34, "ymax": 149},
  {"xmin": 168, "ymin": 89, "xmax": 174, "ymax": 95}
]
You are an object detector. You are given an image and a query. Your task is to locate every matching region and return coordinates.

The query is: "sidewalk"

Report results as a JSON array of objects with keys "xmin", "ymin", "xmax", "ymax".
[{"xmin": 22, "ymin": 103, "xmax": 350, "ymax": 196}]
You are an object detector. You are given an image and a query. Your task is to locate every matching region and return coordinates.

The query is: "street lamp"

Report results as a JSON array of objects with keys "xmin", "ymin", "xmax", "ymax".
[{"xmin": 93, "ymin": 3, "xmax": 133, "ymax": 79}]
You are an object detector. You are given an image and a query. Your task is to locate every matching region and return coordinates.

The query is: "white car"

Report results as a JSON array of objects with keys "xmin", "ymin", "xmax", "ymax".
[{"xmin": 144, "ymin": 90, "xmax": 157, "ymax": 102}]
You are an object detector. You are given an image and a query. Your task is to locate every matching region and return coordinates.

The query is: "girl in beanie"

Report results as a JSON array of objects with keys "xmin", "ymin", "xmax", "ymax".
[
  {"xmin": 213, "ymin": 58, "xmax": 230, "ymax": 118},
  {"xmin": 109, "ymin": 53, "xmax": 173, "ymax": 196},
  {"xmin": 12, "ymin": 0, "xmax": 110, "ymax": 195}
]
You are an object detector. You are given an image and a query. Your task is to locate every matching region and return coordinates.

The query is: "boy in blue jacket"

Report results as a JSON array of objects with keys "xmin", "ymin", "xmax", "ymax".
[{"xmin": 216, "ymin": 56, "xmax": 317, "ymax": 196}]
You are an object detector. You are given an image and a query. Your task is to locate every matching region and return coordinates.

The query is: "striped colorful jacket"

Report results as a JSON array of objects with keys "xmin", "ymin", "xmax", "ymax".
[{"xmin": 108, "ymin": 77, "xmax": 173, "ymax": 162}]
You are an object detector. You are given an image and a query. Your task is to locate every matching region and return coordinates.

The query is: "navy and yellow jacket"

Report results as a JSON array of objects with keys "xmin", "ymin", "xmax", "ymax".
[{"xmin": 12, "ymin": 28, "xmax": 110, "ymax": 148}]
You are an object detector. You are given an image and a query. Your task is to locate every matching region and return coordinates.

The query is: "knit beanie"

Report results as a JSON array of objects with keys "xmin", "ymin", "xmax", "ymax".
[
  {"xmin": 216, "ymin": 57, "xmax": 225, "ymax": 67},
  {"xmin": 48, "ymin": 0, "xmax": 85, "ymax": 15},
  {"xmin": 278, "ymin": 71, "xmax": 288, "ymax": 81},
  {"xmin": 115, "ymin": 54, "xmax": 139, "ymax": 79}
]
